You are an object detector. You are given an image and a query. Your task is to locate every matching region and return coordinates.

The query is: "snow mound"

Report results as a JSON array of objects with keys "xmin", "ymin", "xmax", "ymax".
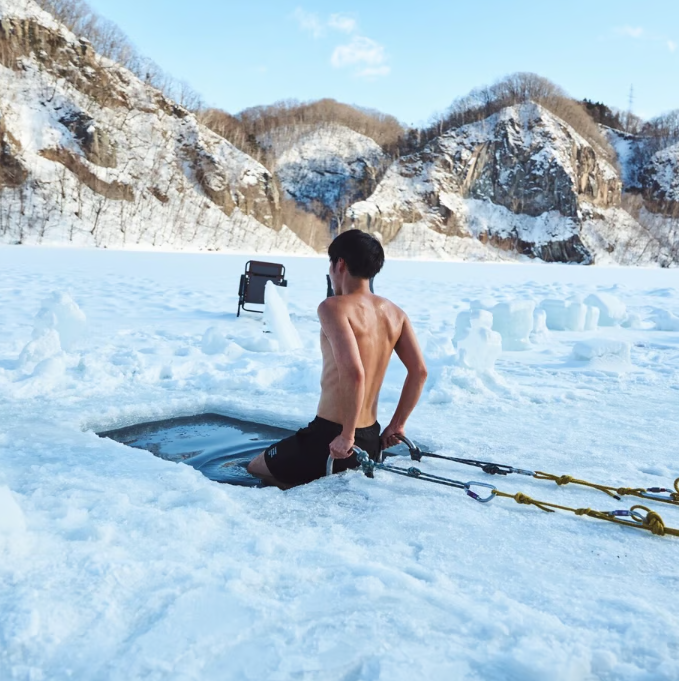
[
  {"xmin": 491, "ymin": 300, "xmax": 535, "ymax": 350},
  {"xmin": 583, "ymin": 293, "xmax": 627, "ymax": 327},
  {"xmin": 263, "ymin": 281, "xmax": 302, "ymax": 351},
  {"xmin": 33, "ymin": 292, "xmax": 86, "ymax": 351},
  {"xmin": 652, "ymin": 310, "xmax": 679, "ymax": 332},
  {"xmin": 18, "ymin": 328, "xmax": 62, "ymax": 369},
  {"xmin": 571, "ymin": 338, "xmax": 631, "ymax": 366},
  {"xmin": 0, "ymin": 485, "xmax": 26, "ymax": 534},
  {"xmin": 201, "ymin": 327, "xmax": 228, "ymax": 355},
  {"xmin": 456, "ymin": 309, "xmax": 502, "ymax": 371}
]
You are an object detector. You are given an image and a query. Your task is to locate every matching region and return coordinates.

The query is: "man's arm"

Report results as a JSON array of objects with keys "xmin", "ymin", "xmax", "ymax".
[
  {"xmin": 317, "ymin": 299, "xmax": 365, "ymax": 458},
  {"xmin": 381, "ymin": 314, "xmax": 428, "ymax": 450}
]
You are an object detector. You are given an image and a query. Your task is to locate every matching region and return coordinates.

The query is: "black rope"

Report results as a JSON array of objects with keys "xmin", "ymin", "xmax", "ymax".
[{"xmin": 385, "ymin": 435, "xmax": 534, "ymax": 477}]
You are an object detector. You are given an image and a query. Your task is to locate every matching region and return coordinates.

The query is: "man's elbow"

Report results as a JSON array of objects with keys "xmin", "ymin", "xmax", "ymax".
[
  {"xmin": 343, "ymin": 366, "xmax": 365, "ymax": 386},
  {"xmin": 411, "ymin": 363, "xmax": 428, "ymax": 384}
]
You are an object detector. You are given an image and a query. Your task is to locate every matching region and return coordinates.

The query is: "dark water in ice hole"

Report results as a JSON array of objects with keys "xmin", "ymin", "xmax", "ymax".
[{"xmin": 98, "ymin": 414, "xmax": 294, "ymax": 487}]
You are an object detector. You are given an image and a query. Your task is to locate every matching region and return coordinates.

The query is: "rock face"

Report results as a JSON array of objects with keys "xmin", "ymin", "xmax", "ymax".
[
  {"xmin": 641, "ymin": 143, "xmax": 679, "ymax": 217},
  {"xmin": 0, "ymin": 0, "xmax": 310, "ymax": 253},
  {"xmin": 260, "ymin": 123, "xmax": 387, "ymax": 226},
  {"xmin": 0, "ymin": 114, "xmax": 27, "ymax": 187},
  {"xmin": 350, "ymin": 103, "xmax": 632, "ymax": 263}
]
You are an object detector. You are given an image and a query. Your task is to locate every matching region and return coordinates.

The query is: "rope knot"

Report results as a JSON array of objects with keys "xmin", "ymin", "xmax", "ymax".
[
  {"xmin": 513, "ymin": 492, "xmax": 533, "ymax": 505},
  {"xmin": 643, "ymin": 511, "xmax": 666, "ymax": 536},
  {"xmin": 574, "ymin": 508, "xmax": 593, "ymax": 517},
  {"xmin": 556, "ymin": 475, "xmax": 573, "ymax": 486}
]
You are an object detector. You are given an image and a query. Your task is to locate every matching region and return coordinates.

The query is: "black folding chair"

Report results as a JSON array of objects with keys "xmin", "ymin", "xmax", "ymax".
[{"xmin": 237, "ymin": 261, "xmax": 287, "ymax": 317}]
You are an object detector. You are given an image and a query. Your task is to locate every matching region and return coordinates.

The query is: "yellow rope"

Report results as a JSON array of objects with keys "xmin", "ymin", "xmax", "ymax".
[
  {"xmin": 491, "ymin": 490, "xmax": 679, "ymax": 538},
  {"xmin": 533, "ymin": 472, "xmax": 679, "ymax": 507}
]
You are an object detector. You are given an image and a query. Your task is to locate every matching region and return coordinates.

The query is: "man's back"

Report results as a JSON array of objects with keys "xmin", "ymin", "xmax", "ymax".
[
  {"xmin": 317, "ymin": 292, "xmax": 410, "ymax": 428},
  {"xmin": 247, "ymin": 228, "xmax": 427, "ymax": 488}
]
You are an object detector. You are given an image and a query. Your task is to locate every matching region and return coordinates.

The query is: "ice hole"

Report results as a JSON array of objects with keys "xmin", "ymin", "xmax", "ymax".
[{"xmin": 98, "ymin": 414, "xmax": 294, "ymax": 486}]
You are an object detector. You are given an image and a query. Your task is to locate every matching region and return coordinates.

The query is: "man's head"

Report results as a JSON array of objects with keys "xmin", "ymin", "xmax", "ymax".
[{"xmin": 328, "ymin": 230, "xmax": 384, "ymax": 283}]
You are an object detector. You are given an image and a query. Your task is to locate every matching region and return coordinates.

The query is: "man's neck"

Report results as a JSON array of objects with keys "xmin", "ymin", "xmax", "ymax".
[{"xmin": 336, "ymin": 277, "xmax": 371, "ymax": 296}]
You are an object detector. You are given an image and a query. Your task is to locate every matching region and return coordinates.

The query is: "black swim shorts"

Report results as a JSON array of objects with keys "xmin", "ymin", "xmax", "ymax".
[{"xmin": 264, "ymin": 416, "xmax": 381, "ymax": 486}]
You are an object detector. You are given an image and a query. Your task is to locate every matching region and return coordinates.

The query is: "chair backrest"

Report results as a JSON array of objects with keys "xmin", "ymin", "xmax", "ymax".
[
  {"xmin": 243, "ymin": 260, "xmax": 286, "ymax": 305},
  {"xmin": 247, "ymin": 261, "xmax": 285, "ymax": 278}
]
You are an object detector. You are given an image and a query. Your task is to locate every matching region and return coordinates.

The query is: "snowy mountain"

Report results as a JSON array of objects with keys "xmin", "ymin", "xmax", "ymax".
[
  {"xmin": 642, "ymin": 142, "xmax": 679, "ymax": 215},
  {"xmin": 0, "ymin": 0, "xmax": 314, "ymax": 253},
  {"xmin": 0, "ymin": 0, "xmax": 677, "ymax": 264},
  {"xmin": 259, "ymin": 122, "xmax": 387, "ymax": 227},
  {"xmin": 349, "ymin": 103, "xmax": 677, "ymax": 265}
]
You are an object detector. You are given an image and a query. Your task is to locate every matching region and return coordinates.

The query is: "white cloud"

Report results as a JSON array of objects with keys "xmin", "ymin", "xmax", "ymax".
[
  {"xmin": 669, "ymin": 40, "xmax": 677, "ymax": 52},
  {"xmin": 328, "ymin": 13, "xmax": 357, "ymax": 33},
  {"xmin": 615, "ymin": 26, "xmax": 644, "ymax": 38},
  {"xmin": 293, "ymin": 7, "xmax": 324, "ymax": 38},
  {"xmin": 357, "ymin": 65, "xmax": 391, "ymax": 78},
  {"xmin": 331, "ymin": 36, "xmax": 389, "ymax": 77},
  {"xmin": 293, "ymin": 9, "xmax": 391, "ymax": 78}
]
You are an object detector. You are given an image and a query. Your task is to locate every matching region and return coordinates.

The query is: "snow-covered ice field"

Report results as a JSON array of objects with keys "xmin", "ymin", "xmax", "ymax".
[{"xmin": 1, "ymin": 245, "xmax": 679, "ymax": 681}]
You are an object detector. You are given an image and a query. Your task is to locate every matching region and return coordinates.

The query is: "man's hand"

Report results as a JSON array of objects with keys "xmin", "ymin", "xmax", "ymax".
[
  {"xmin": 329, "ymin": 433, "xmax": 355, "ymax": 459},
  {"xmin": 380, "ymin": 423, "xmax": 406, "ymax": 451}
]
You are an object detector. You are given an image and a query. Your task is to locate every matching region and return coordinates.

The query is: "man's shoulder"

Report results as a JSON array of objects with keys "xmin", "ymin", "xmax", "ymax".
[{"xmin": 373, "ymin": 294, "xmax": 406, "ymax": 319}]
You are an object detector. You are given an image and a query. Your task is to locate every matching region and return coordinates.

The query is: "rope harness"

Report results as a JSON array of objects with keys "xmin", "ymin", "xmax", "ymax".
[
  {"xmin": 337, "ymin": 437, "xmax": 679, "ymax": 539},
  {"xmin": 384, "ymin": 436, "xmax": 679, "ymax": 508}
]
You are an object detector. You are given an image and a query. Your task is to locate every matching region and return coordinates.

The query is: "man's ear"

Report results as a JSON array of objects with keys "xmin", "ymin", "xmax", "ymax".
[{"xmin": 337, "ymin": 257, "xmax": 347, "ymax": 273}]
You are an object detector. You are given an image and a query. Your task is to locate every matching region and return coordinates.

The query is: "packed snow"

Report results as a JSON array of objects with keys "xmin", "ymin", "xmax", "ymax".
[{"xmin": 2, "ymin": 245, "xmax": 679, "ymax": 680}]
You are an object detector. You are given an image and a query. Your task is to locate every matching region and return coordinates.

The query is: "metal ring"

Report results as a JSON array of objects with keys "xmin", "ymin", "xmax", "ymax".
[
  {"xmin": 395, "ymin": 433, "xmax": 417, "ymax": 451},
  {"xmin": 326, "ymin": 446, "xmax": 370, "ymax": 477}
]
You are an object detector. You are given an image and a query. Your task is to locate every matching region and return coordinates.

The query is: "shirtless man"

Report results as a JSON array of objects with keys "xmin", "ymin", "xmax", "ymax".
[{"xmin": 247, "ymin": 229, "xmax": 428, "ymax": 488}]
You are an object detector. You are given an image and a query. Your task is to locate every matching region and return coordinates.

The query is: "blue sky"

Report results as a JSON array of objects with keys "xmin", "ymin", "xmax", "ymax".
[{"xmin": 86, "ymin": 0, "xmax": 678, "ymax": 126}]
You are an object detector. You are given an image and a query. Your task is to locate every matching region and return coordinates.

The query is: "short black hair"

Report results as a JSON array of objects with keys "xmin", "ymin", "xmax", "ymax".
[{"xmin": 328, "ymin": 230, "xmax": 384, "ymax": 279}]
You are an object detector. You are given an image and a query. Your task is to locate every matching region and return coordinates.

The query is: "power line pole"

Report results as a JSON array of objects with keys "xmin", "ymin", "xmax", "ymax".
[
  {"xmin": 628, "ymin": 85, "xmax": 635, "ymax": 114},
  {"xmin": 626, "ymin": 84, "xmax": 635, "ymax": 132}
]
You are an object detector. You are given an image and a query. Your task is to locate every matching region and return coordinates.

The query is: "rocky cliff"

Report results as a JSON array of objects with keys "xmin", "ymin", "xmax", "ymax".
[
  {"xmin": 259, "ymin": 122, "xmax": 387, "ymax": 228},
  {"xmin": 349, "ymin": 103, "xmax": 675, "ymax": 264},
  {"xmin": 0, "ymin": 0, "xmax": 313, "ymax": 253}
]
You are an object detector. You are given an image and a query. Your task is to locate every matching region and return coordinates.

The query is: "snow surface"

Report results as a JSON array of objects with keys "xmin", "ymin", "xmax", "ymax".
[{"xmin": 2, "ymin": 245, "xmax": 679, "ymax": 680}]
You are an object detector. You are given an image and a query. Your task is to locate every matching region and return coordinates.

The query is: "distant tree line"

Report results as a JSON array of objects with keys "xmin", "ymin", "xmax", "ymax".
[
  {"xmin": 32, "ymin": 2, "xmax": 679, "ymax": 164},
  {"xmin": 33, "ymin": 0, "xmax": 204, "ymax": 109},
  {"xmin": 415, "ymin": 73, "xmax": 616, "ymax": 163}
]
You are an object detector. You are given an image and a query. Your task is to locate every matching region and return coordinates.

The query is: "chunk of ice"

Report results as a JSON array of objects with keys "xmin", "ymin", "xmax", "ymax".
[
  {"xmin": 572, "ymin": 339, "xmax": 631, "ymax": 364},
  {"xmin": 583, "ymin": 293, "xmax": 627, "ymax": 327},
  {"xmin": 530, "ymin": 308, "xmax": 550, "ymax": 342},
  {"xmin": 584, "ymin": 306, "xmax": 600, "ymax": 331},
  {"xmin": 491, "ymin": 300, "xmax": 535, "ymax": 350},
  {"xmin": 539, "ymin": 299, "xmax": 600, "ymax": 331},
  {"xmin": 264, "ymin": 281, "xmax": 302, "ymax": 351},
  {"xmin": 456, "ymin": 309, "xmax": 502, "ymax": 371}
]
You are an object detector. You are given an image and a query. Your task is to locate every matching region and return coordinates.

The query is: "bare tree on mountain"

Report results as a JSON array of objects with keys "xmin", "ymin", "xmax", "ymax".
[{"xmin": 417, "ymin": 73, "xmax": 616, "ymax": 164}]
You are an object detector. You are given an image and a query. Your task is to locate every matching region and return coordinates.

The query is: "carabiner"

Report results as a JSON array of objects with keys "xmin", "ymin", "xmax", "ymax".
[{"xmin": 465, "ymin": 481, "xmax": 497, "ymax": 503}]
